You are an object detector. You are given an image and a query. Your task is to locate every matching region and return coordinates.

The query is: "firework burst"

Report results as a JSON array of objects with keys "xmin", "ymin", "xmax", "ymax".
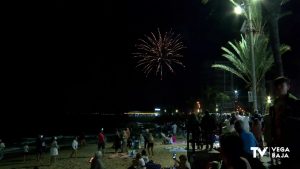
[{"xmin": 133, "ymin": 29, "xmax": 185, "ymax": 80}]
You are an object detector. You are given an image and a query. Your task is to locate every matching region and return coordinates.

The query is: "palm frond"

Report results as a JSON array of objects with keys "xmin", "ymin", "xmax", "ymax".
[{"xmin": 212, "ymin": 64, "xmax": 249, "ymax": 83}]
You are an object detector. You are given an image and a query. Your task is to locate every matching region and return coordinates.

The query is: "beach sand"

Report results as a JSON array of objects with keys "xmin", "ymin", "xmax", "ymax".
[{"xmin": 0, "ymin": 139, "xmax": 187, "ymax": 169}]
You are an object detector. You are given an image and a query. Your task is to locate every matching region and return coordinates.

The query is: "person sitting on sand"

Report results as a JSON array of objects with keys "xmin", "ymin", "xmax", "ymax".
[
  {"xmin": 141, "ymin": 149, "xmax": 149, "ymax": 163},
  {"xmin": 137, "ymin": 153, "xmax": 147, "ymax": 169},
  {"xmin": 174, "ymin": 155, "xmax": 191, "ymax": 169},
  {"xmin": 90, "ymin": 151, "xmax": 105, "ymax": 169},
  {"xmin": 161, "ymin": 132, "xmax": 172, "ymax": 144}
]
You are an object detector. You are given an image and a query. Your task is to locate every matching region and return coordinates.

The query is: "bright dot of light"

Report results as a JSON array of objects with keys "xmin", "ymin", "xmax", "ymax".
[
  {"xmin": 234, "ymin": 6, "xmax": 243, "ymax": 15},
  {"xmin": 267, "ymin": 96, "xmax": 272, "ymax": 104}
]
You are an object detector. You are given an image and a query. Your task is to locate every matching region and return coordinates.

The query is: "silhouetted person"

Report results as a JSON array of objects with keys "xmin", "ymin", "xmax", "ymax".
[
  {"xmin": 173, "ymin": 154, "xmax": 191, "ymax": 169},
  {"xmin": 121, "ymin": 129, "xmax": 128, "ymax": 153},
  {"xmin": 0, "ymin": 139, "xmax": 5, "ymax": 160},
  {"xmin": 219, "ymin": 133, "xmax": 251, "ymax": 169},
  {"xmin": 143, "ymin": 129, "xmax": 149, "ymax": 149},
  {"xmin": 23, "ymin": 144, "xmax": 29, "ymax": 162},
  {"xmin": 36, "ymin": 135, "xmax": 43, "ymax": 161},
  {"xmin": 113, "ymin": 130, "xmax": 121, "ymax": 153},
  {"xmin": 188, "ymin": 113, "xmax": 201, "ymax": 151},
  {"xmin": 97, "ymin": 130, "xmax": 105, "ymax": 153},
  {"xmin": 201, "ymin": 110, "xmax": 216, "ymax": 151},
  {"xmin": 79, "ymin": 132, "xmax": 86, "ymax": 146},
  {"xmin": 147, "ymin": 133, "xmax": 154, "ymax": 156},
  {"xmin": 270, "ymin": 76, "xmax": 300, "ymax": 168}
]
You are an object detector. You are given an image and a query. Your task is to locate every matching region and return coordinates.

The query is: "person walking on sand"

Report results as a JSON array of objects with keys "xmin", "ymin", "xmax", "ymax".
[
  {"xmin": 23, "ymin": 144, "xmax": 29, "ymax": 162},
  {"xmin": 147, "ymin": 133, "xmax": 154, "ymax": 156},
  {"xmin": 0, "ymin": 139, "xmax": 5, "ymax": 160},
  {"xmin": 50, "ymin": 137, "xmax": 59, "ymax": 164},
  {"xmin": 70, "ymin": 136, "xmax": 78, "ymax": 158},
  {"xmin": 97, "ymin": 129, "xmax": 105, "ymax": 153}
]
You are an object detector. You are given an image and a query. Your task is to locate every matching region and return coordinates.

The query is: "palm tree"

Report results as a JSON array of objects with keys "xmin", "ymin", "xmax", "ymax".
[
  {"xmin": 263, "ymin": 0, "xmax": 291, "ymax": 76},
  {"xmin": 212, "ymin": 33, "xmax": 290, "ymax": 103}
]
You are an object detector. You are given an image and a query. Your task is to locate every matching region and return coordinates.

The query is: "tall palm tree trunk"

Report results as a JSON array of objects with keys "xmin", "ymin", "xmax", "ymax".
[
  {"xmin": 265, "ymin": 0, "xmax": 284, "ymax": 76},
  {"xmin": 269, "ymin": 16, "xmax": 284, "ymax": 76}
]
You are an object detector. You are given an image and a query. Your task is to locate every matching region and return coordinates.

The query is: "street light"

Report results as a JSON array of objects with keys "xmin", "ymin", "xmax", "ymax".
[
  {"xmin": 233, "ymin": 0, "xmax": 258, "ymax": 112},
  {"xmin": 267, "ymin": 96, "xmax": 272, "ymax": 104},
  {"xmin": 234, "ymin": 5, "xmax": 243, "ymax": 15}
]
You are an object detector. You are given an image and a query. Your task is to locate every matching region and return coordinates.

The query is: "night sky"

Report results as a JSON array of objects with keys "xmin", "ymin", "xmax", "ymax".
[{"xmin": 4, "ymin": 0, "xmax": 300, "ymax": 119}]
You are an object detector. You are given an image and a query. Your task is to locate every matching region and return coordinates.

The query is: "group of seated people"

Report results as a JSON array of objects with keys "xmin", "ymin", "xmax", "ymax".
[
  {"xmin": 206, "ymin": 120, "xmax": 266, "ymax": 169},
  {"xmin": 128, "ymin": 149, "xmax": 190, "ymax": 169}
]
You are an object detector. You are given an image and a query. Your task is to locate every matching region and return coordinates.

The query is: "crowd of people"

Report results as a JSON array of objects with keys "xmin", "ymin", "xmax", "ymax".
[
  {"xmin": 0, "ymin": 77, "xmax": 299, "ymax": 169},
  {"xmin": 206, "ymin": 76, "xmax": 299, "ymax": 169}
]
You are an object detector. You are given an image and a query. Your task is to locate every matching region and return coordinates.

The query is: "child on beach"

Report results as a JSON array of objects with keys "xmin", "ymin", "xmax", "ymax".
[
  {"xmin": 50, "ymin": 137, "xmax": 59, "ymax": 164},
  {"xmin": 70, "ymin": 137, "xmax": 78, "ymax": 158},
  {"xmin": 23, "ymin": 144, "xmax": 29, "ymax": 162}
]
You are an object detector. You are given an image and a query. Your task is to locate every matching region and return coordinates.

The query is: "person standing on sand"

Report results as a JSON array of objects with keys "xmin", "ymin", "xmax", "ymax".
[
  {"xmin": 126, "ymin": 128, "xmax": 131, "ymax": 148},
  {"xmin": 70, "ymin": 136, "xmax": 78, "ymax": 158},
  {"xmin": 23, "ymin": 144, "xmax": 29, "ymax": 162},
  {"xmin": 79, "ymin": 132, "xmax": 86, "ymax": 146},
  {"xmin": 0, "ymin": 139, "xmax": 5, "ymax": 160},
  {"xmin": 122, "ymin": 129, "xmax": 128, "ymax": 153},
  {"xmin": 114, "ymin": 130, "xmax": 122, "ymax": 153},
  {"xmin": 147, "ymin": 133, "xmax": 154, "ymax": 156},
  {"xmin": 143, "ymin": 129, "xmax": 149, "ymax": 149},
  {"xmin": 90, "ymin": 151, "xmax": 105, "ymax": 169},
  {"xmin": 97, "ymin": 130, "xmax": 105, "ymax": 153},
  {"xmin": 36, "ymin": 135, "xmax": 43, "ymax": 161},
  {"xmin": 50, "ymin": 137, "xmax": 59, "ymax": 164}
]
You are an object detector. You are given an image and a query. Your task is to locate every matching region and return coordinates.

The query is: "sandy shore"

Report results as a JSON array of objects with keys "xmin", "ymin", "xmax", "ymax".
[{"xmin": 0, "ymin": 139, "xmax": 187, "ymax": 169}]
